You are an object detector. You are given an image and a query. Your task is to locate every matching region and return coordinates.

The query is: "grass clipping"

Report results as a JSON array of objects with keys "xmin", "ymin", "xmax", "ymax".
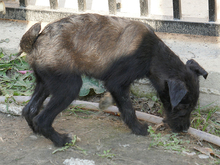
[{"xmin": 52, "ymin": 135, "xmax": 86, "ymax": 154}]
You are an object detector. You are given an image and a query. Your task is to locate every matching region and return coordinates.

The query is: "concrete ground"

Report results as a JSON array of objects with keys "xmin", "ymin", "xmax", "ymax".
[{"xmin": 0, "ymin": 18, "xmax": 220, "ymax": 108}]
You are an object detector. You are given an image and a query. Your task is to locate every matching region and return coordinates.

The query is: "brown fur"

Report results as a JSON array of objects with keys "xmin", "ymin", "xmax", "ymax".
[
  {"xmin": 20, "ymin": 23, "xmax": 41, "ymax": 53},
  {"xmin": 24, "ymin": 14, "xmax": 148, "ymax": 77}
]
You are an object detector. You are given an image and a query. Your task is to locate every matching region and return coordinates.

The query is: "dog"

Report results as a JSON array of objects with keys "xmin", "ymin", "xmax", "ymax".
[{"xmin": 19, "ymin": 13, "xmax": 208, "ymax": 147}]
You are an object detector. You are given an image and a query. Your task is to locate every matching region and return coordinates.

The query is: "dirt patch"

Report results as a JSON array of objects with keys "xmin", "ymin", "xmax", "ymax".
[{"xmin": 0, "ymin": 104, "xmax": 217, "ymax": 165}]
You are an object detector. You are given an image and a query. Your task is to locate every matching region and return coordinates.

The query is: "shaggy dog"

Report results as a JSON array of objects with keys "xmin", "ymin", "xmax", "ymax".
[{"xmin": 19, "ymin": 13, "xmax": 208, "ymax": 146}]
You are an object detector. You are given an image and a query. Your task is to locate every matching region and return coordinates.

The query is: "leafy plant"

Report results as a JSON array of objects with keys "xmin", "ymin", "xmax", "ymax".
[
  {"xmin": 97, "ymin": 149, "xmax": 115, "ymax": 158},
  {"xmin": 151, "ymin": 95, "xmax": 163, "ymax": 115},
  {"xmin": 65, "ymin": 105, "xmax": 96, "ymax": 118},
  {"xmin": 151, "ymin": 95, "xmax": 158, "ymax": 102},
  {"xmin": 202, "ymin": 107, "xmax": 218, "ymax": 131},
  {"xmin": 0, "ymin": 52, "xmax": 105, "ymax": 97},
  {"xmin": 52, "ymin": 135, "xmax": 86, "ymax": 154},
  {"xmin": 148, "ymin": 126, "xmax": 190, "ymax": 152},
  {"xmin": 0, "ymin": 53, "xmax": 35, "ymax": 96},
  {"xmin": 191, "ymin": 103, "xmax": 220, "ymax": 135},
  {"xmin": 79, "ymin": 75, "xmax": 105, "ymax": 96},
  {"xmin": 213, "ymin": 160, "xmax": 220, "ymax": 165}
]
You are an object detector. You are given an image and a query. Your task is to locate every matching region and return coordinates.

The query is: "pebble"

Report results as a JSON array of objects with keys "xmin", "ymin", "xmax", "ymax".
[
  {"xmin": 29, "ymin": 135, "xmax": 38, "ymax": 140},
  {"xmin": 198, "ymin": 154, "xmax": 209, "ymax": 159},
  {"xmin": 63, "ymin": 158, "xmax": 95, "ymax": 165},
  {"xmin": 119, "ymin": 143, "xmax": 130, "ymax": 147},
  {"xmin": 182, "ymin": 151, "xmax": 196, "ymax": 156}
]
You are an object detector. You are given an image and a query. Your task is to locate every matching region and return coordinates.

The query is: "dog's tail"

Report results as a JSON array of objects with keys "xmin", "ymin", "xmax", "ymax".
[{"xmin": 19, "ymin": 23, "xmax": 41, "ymax": 54}]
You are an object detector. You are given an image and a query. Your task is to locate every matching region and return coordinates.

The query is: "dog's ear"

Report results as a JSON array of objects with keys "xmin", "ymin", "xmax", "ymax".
[
  {"xmin": 167, "ymin": 80, "xmax": 187, "ymax": 109},
  {"xmin": 186, "ymin": 59, "xmax": 208, "ymax": 79}
]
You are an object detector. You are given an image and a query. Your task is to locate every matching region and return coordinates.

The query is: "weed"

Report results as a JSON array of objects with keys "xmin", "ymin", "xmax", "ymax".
[
  {"xmin": 52, "ymin": 135, "xmax": 86, "ymax": 154},
  {"xmin": 0, "ymin": 53, "xmax": 35, "ymax": 96},
  {"xmin": 152, "ymin": 95, "xmax": 163, "ymax": 115},
  {"xmin": 202, "ymin": 107, "xmax": 218, "ymax": 131},
  {"xmin": 150, "ymin": 95, "xmax": 163, "ymax": 116},
  {"xmin": 14, "ymin": 157, "xmax": 25, "ymax": 161},
  {"xmin": 65, "ymin": 105, "xmax": 96, "ymax": 118},
  {"xmin": 80, "ymin": 75, "xmax": 105, "ymax": 96},
  {"xmin": 157, "ymin": 105, "xmax": 163, "ymax": 116},
  {"xmin": 151, "ymin": 95, "xmax": 158, "ymax": 102},
  {"xmin": 213, "ymin": 160, "xmax": 220, "ymax": 165},
  {"xmin": 191, "ymin": 104, "xmax": 220, "ymax": 136},
  {"xmin": 97, "ymin": 149, "xmax": 115, "ymax": 158},
  {"xmin": 148, "ymin": 126, "xmax": 190, "ymax": 152},
  {"xmin": 0, "ymin": 52, "xmax": 105, "ymax": 97}
]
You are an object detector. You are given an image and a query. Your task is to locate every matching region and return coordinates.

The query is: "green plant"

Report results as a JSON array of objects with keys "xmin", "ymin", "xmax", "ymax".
[
  {"xmin": 213, "ymin": 160, "xmax": 220, "ymax": 165},
  {"xmin": 79, "ymin": 75, "xmax": 105, "ymax": 96},
  {"xmin": 97, "ymin": 149, "xmax": 115, "ymax": 158},
  {"xmin": 151, "ymin": 95, "xmax": 158, "ymax": 102},
  {"xmin": 148, "ymin": 125, "xmax": 163, "ymax": 147},
  {"xmin": 157, "ymin": 105, "xmax": 163, "ymax": 116},
  {"xmin": 0, "ymin": 51, "xmax": 4, "ymax": 58},
  {"xmin": 52, "ymin": 135, "xmax": 86, "ymax": 154},
  {"xmin": 148, "ymin": 126, "xmax": 190, "ymax": 152},
  {"xmin": 202, "ymin": 107, "xmax": 218, "ymax": 131},
  {"xmin": 0, "ymin": 53, "xmax": 35, "ymax": 96},
  {"xmin": 65, "ymin": 105, "xmax": 96, "ymax": 118},
  {"xmin": 151, "ymin": 95, "xmax": 163, "ymax": 115},
  {"xmin": 191, "ymin": 103, "xmax": 220, "ymax": 135},
  {"xmin": 0, "ymin": 52, "xmax": 105, "ymax": 97}
]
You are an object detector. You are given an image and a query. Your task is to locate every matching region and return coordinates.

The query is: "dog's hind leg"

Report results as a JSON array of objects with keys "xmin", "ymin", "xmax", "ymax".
[
  {"xmin": 105, "ymin": 84, "xmax": 149, "ymax": 136},
  {"xmin": 22, "ymin": 73, "xmax": 50, "ymax": 132},
  {"xmin": 32, "ymin": 73, "xmax": 82, "ymax": 147}
]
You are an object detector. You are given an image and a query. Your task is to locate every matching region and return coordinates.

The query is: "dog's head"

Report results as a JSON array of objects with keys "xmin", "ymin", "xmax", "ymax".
[{"xmin": 164, "ymin": 59, "xmax": 208, "ymax": 133}]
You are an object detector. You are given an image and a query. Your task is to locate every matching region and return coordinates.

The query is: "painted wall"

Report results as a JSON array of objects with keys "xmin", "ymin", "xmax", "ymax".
[{"xmin": 23, "ymin": 0, "xmax": 217, "ymax": 22}]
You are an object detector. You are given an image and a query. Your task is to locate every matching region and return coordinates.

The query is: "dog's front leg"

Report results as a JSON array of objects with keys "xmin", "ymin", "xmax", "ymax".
[{"xmin": 106, "ymin": 85, "xmax": 149, "ymax": 135}]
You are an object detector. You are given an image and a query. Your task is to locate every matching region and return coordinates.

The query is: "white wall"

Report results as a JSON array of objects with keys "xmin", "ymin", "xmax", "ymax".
[
  {"xmin": 87, "ymin": 0, "xmax": 108, "ymax": 12},
  {"xmin": 217, "ymin": 0, "xmax": 220, "ymax": 21},
  {"xmin": 120, "ymin": 0, "xmax": 140, "ymax": 16},
  {"xmin": 25, "ymin": 0, "xmax": 216, "ymax": 22},
  {"xmin": 181, "ymin": 0, "xmax": 208, "ymax": 22},
  {"xmin": 149, "ymin": 0, "xmax": 173, "ymax": 17},
  {"xmin": 59, "ymin": 0, "xmax": 78, "ymax": 9}
]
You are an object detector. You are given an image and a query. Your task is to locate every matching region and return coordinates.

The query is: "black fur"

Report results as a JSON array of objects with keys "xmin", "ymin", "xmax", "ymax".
[{"xmin": 20, "ymin": 14, "xmax": 208, "ymax": 146}]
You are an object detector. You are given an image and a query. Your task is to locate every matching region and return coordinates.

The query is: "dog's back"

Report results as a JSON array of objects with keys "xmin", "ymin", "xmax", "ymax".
[{"xmin": 22, "ymin": 14, "xmax": 156, "ymax": 77}]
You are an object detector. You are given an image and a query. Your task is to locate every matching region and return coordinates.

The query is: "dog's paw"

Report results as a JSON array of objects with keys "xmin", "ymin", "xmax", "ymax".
[
  {"xmin": 132, "ymin": 123, "xmax": 149, "ymax": 136},
  {"xmin": 99, "ymin": 92, "xmax": 114, "ymax": 110},
  {"xmin": 52, "ymin": 133, "xmax": 72, "ymax": 147}
]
